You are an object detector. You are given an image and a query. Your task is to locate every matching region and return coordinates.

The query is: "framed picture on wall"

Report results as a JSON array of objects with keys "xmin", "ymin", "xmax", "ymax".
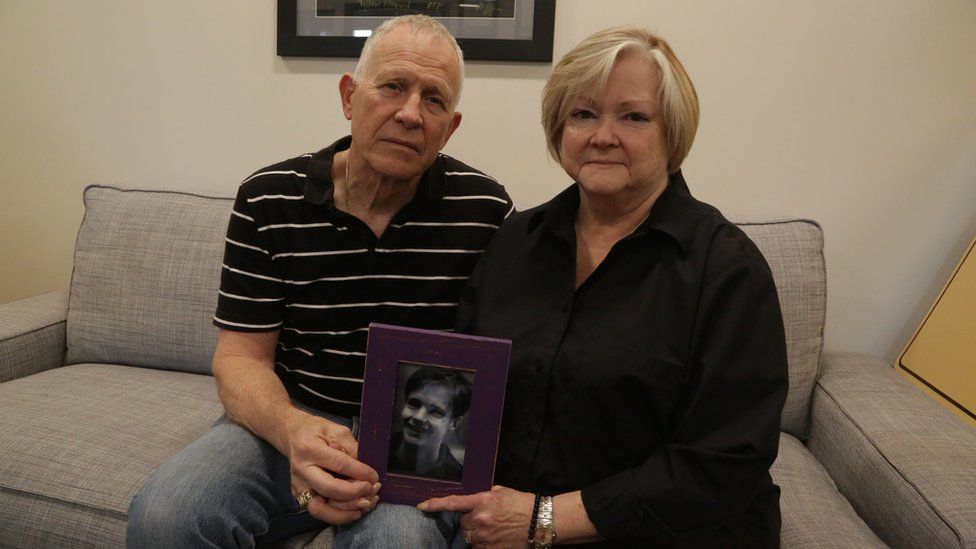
[
  {"xmin": 357, "ymin": 323, "xmax": 511, "ymax": 505},
  {"xmin": 277, "ymin": 0, "xmax": 556, "ymax": 62}
]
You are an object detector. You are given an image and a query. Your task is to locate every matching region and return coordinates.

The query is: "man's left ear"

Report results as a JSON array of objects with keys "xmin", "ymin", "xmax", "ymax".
[
  {"xmin": 339, "ymin": 73, "xmax": 357, "ymax": 121},
  {"xmin": 439, "ymin": 111, "xmax": 462, "ymax": 149}
]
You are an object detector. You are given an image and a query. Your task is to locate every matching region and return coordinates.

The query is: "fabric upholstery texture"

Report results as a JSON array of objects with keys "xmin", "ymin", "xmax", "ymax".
[
  {"xmin": 0, "ymin": 363, "xmax": 222, "ymax": 547},
  {"xmin": 0, "ymin": 292, "xmax": 67, "ymax": 383},
  {"xmin": 772, "ymin": 433, "xmax": 886, "ymax": 547},
  {"xmin": 7, "ymin": 187, "xmax": 971, "ymax": 548},
  {"xmin": 731, "ymin": 217, "xmax": 826, "ymax": 438},
  {"xmin": 809, "ymin": 353, "xmax": 976, "ymax": 548},
  {"xmin": 0, "ymin": 490, "xmax": 128, "ymax": 549},
  {"xmin": 66, "ymin": 185, "xmax": 234, "ymax": 374}
]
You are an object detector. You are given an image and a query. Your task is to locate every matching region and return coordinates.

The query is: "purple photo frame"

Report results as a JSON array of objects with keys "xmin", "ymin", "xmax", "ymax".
[{"xmin": 358, "ymin": 323, "xmax": 511, "ymax": 505}]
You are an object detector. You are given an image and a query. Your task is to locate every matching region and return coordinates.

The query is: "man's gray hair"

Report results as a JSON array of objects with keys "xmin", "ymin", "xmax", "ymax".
[{"xmin": 353, "ymin": 15, "xmax": 465, "ymax": 109}]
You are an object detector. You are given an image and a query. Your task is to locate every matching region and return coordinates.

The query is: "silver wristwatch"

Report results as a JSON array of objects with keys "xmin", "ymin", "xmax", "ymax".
[{"xmin": 531, "ymin": 495, "xmax": 557, "ymax": 548}]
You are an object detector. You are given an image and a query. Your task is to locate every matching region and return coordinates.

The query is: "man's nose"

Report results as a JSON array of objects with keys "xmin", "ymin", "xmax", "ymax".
[{"xmin": 394, "ymin": 92, "xmax": 423, "ymax": 128}]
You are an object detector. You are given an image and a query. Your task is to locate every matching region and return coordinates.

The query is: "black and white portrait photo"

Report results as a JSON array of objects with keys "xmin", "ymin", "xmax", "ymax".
[{"xmin": 387, "ymin": 363, "xmax": 474, "ymax": 482}]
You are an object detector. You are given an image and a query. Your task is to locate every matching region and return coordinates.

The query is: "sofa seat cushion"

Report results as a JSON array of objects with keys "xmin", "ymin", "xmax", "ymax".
[
  {"xmin": 0, "ymin": 363, "xmax": 222, "ymax": 547},
  {"xmin": 772, "ymin": 433, "xmax": 885, "ymax": 547}
]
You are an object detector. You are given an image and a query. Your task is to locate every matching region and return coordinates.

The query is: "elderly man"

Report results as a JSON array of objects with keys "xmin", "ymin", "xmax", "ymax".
[{"xmin": 125, "ymin": 15, "xmax": 511, "ymax": 548}]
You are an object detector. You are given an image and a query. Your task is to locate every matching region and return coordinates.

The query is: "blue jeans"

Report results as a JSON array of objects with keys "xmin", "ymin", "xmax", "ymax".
[{"xmin": 126, "ymin": 413, "xmax": 463, "ymax": 548}]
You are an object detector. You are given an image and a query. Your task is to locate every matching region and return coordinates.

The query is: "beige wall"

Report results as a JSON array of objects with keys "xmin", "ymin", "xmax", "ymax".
[{"xmin": 2, "ymin": 1, "xmax": 975, "ymax": 362}]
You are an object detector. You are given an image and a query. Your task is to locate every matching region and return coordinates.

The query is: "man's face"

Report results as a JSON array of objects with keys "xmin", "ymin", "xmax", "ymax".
[
  {"xmin": 400, "ymin": 382, "xmax": 457, "ymax": 451},
  {"xmin": 341, "ymin": 27, "xmax": 463, "ymax": 182}
]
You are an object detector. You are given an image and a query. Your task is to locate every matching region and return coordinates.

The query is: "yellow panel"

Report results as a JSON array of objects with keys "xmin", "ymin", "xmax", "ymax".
[{"xmin": 898, "ymin": 234, "xmax": 976, "ymax": 428}]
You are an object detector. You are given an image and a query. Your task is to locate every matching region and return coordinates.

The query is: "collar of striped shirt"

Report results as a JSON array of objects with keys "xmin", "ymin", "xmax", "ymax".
[{"xmin": 302, "ymin": 136, "xmax": 448, "ymax": 207}]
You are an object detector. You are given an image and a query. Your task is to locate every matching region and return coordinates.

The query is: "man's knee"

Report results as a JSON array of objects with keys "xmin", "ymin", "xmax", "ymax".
[
  {"xmin": 333, "ymin": 504, "xmax": 459, "ymax": 549},
  {"xmin": 126, "ymin": 474, "xmax": 208, "ymax": 547},
  {"xmin": 125, "ymin": 437, "xmax": 237, "ymax": 547},
  {"xmin": 125, "ymin": 422, "xmax": 291, "ymax": 547}
]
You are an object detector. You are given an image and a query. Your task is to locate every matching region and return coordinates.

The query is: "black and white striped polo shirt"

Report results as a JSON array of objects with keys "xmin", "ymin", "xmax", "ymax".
[{"xmin": 214, "ymin": 136, "xmax": 514, "ymax": 417}]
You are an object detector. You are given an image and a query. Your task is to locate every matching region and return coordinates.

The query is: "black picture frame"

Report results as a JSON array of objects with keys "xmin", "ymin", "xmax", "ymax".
[
  {"xmin": 358, "ymin": 323, "xmax": 511, "ymax": 505},
  {"xmin": 277, "ymin": 0, "xmax": 556, "ymax": 62}
]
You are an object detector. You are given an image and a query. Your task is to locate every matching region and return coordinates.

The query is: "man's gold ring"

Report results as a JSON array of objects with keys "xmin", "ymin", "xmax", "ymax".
[
  {"xmin": 463, "ymin": 529, "xmax": 473, "ymax": 545},
  {"xmin": 297, "ymin": 489, "xmax": 315, "ymax": 509}
]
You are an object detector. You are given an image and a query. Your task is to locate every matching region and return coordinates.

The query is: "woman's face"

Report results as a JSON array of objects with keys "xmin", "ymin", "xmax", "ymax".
[
  {"xmin": 559, "ymin": 53, "xmax": 670, "ymax": 200},
  {"xmin": 400, "ymin": 383, "xmax": 455, "ymax": 450}
]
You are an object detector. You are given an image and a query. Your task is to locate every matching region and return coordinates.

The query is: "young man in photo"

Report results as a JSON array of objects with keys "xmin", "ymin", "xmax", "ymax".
[{"xmin": 388, "ymin": 366, "xmax": 472, "ymax": 481}]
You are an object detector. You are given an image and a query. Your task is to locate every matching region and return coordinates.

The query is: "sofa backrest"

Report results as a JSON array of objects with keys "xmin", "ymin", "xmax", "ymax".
[
  {"xmin": 65, "ymin": 187, "xmax": 826, "ymax": 437},
  {"xmin": 66, "ymin": 186, "xmax": 233, "ymax": 375},
  {"xmin": 731, "ymin": 216, "xmax": 826, "ymax": 439}
]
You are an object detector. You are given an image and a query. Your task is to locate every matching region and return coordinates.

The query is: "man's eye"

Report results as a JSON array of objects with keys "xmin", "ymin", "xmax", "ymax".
[
  {"xmin": 381, "ymin": 82, "xmax": 401, "ymax": 92},
  {"xmin": 427, "ymin": 96, "xmax": 445, "ymax": 107},
  {"xmin": 405, "ymin": 398, "xmax": 421, "ymax": 409},
  {"xmin": 430, "ymin": 410, "xmax": 445, "ymax": 418}
]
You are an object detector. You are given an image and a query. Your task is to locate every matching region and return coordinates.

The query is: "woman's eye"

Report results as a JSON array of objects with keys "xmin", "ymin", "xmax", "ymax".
[
  {"xmin": 625, "ymin": 112, "xmax": 649, "ymax": 122},
  {"xmin": 570, "ymin": 110, "xmax": 595, "ymax": 120}
]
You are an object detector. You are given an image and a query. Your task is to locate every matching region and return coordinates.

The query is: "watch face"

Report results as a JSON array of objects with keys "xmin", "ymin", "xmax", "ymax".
[{"xmin": 536, "ymin": 528, "xmax": 555, "ymax": 544}]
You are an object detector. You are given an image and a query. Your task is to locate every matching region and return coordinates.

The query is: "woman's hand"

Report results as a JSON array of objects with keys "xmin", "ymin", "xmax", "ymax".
[
  {"xmin": 418, "ymin": 485, "xmax": 534, "ymax": 548},
  {"xmin": 286, "ymin": 413, "xmax": 380, "ymax": 524}
]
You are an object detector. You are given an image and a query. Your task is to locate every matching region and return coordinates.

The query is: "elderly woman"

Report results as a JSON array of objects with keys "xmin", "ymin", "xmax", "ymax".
[{"xmin": 420, "ymin": 27, "xmax": 788, "ymax": 548}]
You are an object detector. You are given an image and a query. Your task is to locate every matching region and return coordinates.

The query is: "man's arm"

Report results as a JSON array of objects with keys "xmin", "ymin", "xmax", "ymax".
[
  {"xmin": 212, "ymin": 329, "xmax": 379, "ymax": 523},
  {"xmin": 212, "ymin": 329, "xmax": 301, "ymax": 452}
]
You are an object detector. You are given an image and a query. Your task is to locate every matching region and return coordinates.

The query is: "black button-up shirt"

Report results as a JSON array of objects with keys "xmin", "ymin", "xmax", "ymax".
[{"xmin": 456, "ymin": 172, "xmax": 788, "ymax": 547}]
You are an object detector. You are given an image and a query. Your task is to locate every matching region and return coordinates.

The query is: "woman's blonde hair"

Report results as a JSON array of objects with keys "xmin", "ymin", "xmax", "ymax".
[{"xmin": 542, "ymin": 27, "xmax": 699, "ymax": 173}]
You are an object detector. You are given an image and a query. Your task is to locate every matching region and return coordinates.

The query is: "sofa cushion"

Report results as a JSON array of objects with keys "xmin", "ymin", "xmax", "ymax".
[
  {"xmin": 732, "ymin": 217, "xmax": 826, "ymax": 438},
  {"xmin": 772, "ymin": 433, "xmax": 885, "ymax": 547},
  {"xmin": 0, "ymin": 363, "xmax": 223, "ymax": 547},
  {"xmin": 67, "ymin": 185, "xmax": 234, "ymax": 374}
]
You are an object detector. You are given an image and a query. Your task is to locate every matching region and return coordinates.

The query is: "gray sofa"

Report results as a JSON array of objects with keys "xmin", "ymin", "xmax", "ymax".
[{"xmin": 1, "ymin": 185, "xmax": 974, "ymax": 548}]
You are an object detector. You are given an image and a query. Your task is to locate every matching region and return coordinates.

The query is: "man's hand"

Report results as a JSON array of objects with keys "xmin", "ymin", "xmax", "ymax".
[
  {"xmin": 286, "ymin": 413, "xmax": 380, "ymax": 524},
  {"xmin": 212, "ymin": 329, "xmax": 381, "ymax": 524},
  {"xmin": 418, "ymin": 485, "xmax": 534, "ymax": 548}
]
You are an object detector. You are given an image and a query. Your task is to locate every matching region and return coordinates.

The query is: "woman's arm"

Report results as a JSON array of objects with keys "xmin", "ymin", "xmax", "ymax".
[
  {"xmin": 580, "ymin": 255, "xmax": 789, "ymax": 544},
  {"xmin": 418, "ymin": 487, "xmax": 601, "ymax": 547},
  {"xmin": 552, "ymin": 491, "xmax": 602, "ymax": 545}
]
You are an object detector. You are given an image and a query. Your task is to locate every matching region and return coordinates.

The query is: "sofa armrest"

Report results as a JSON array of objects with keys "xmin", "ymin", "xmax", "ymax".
[
  {"xmin": 808, "ymin": 352, "xmax": 976, "ymax": 548},
  {"xmin": 0, "ymin": 292, "xmax": 67, "ymax": 383}
]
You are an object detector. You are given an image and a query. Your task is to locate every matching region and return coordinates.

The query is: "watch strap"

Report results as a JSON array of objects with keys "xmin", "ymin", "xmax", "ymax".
[
  {"xmin": 527, "ymin": 494, "xmax": 541, "ymax": 544},
  {"xmin": 530, "ymin": 495, "xmax": 556, "ymax": 548}
]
